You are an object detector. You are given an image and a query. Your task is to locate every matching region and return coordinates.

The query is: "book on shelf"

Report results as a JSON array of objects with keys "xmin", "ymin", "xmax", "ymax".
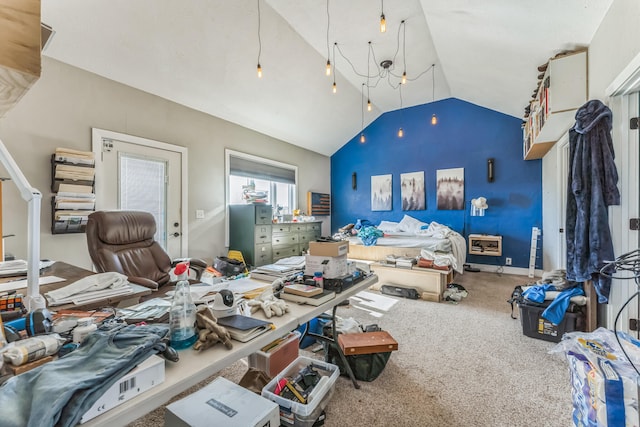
[
  {"xmin": 283, "ymin": 284, "xmax": 323, "ymax": 297},
  {"xmin": 57, "ymin": 183, "xmax": 94, "ymax": 197},
  {"xmin": 54, "ymin": 147, "xmax": 95, "ymax": 166},
  {"xmin": 215, "ymin": 314, "xmax": 274, "ymax": 343},
  {"xmin": 280, "ymin": 289, "xmax": 336, "ymax": 306},
  {"xmin": 54, "ymin": 164, "xmax": 95, "ymax": 181}
]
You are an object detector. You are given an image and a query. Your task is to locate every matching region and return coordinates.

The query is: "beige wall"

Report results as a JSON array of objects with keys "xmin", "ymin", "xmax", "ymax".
[{"xmin": 0, "ymin": 57, "xmax": 330, "ymax": 270}]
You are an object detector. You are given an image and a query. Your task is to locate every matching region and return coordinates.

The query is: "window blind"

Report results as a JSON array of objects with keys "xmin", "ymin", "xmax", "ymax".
[{"xmin": 229, "ymin": 155, "xmax": 295, "ymax": 185}]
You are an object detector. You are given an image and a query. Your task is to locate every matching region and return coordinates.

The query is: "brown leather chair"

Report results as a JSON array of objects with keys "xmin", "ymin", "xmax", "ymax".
[{"xmin": 86, "ymin": 210, "xmax": 206, "ymax": 291}]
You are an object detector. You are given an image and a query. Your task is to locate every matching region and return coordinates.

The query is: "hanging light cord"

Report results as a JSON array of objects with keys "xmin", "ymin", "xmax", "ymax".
[
  {"xmin": 432, "ymin": 63, "xmax": 436, "ymax": 102},
  {"xmin": 326, "ymin": 0, "xmax": 330, "ymax": 60},
  {"xmin": 257, "ymin": 0, "xmax": 262, "ymax": 65}
]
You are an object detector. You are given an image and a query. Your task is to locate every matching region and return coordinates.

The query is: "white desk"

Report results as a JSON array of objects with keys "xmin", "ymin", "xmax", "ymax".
[{"xmin": 82, "ymin": 274, "xmax": 378, "ymax": 426}]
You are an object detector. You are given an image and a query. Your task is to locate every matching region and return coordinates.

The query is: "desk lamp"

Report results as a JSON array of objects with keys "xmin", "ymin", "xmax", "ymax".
[{"xmin": 0, "ymin": 139, "xmax": 43, "ymax": 311}]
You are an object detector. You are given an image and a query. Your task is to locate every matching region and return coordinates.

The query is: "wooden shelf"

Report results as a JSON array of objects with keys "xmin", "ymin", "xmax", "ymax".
[
  {"xmin": 523, "ymin": 50, "xmax": 587, "ymax": 160},
  {"xmin": 468, "ymin": 234, "xmax": 502, "ymax": 257}
]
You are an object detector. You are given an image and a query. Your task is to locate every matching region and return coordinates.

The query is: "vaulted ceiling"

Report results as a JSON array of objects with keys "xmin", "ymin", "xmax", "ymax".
[{"xmin": 41, "ymin": 0, "xmax": 612, "ymax": 156}]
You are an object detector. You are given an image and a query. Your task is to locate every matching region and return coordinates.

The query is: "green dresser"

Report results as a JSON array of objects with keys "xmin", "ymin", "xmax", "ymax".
[{"xmin": 229, "ymin": 204, "xmax": 322, "ymax": 267}]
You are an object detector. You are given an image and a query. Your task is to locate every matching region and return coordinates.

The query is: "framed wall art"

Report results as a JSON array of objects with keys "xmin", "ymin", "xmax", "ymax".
[
  {"xmin": 371, "ymin": 174, "xmax": 392, "ymax": 211},
  {"xmin": 436, "ymin": 167, "xmax": 464, "ymax": 210},
  {"xmin": 401, "ymin": 171, "xmax": 425, "ymax": 211}
]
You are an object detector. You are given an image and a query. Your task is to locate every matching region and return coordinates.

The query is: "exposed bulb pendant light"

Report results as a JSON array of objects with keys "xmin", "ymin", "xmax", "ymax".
[
  {"xmin": 325, "ymin": 0, "xmax": 331, "ymax": 76},
  {"xmin": 367, "ymin": 99, "xmax": 372, "ymax": 112},
  {"xmin": 401, "ymin": 21, "xmax": 407, "ymax": 84},
  {"xmin": 380, "ymin": 0, "xmax": 386, "ymax": 33},
  {"xmin": 256, "ymin": 0, "xmax": 263, "ymax": 78},
  {"xmin": 332, "ymin": 42, "xmax": 337, "ymax": 93},
  {"xmin": 360, "ymin": 83, "xmax": 366, "ymax": 143},
  {"xmin": 366, "ymin": 42, "xmax": 372, "ymax": 111},
  {"xmin": 398, "ymin": 84, "xmax": 404, "ymax": 138},
  {"xmin": 431, "ymin": 63, "xmax": 438, "ymax": 125}
]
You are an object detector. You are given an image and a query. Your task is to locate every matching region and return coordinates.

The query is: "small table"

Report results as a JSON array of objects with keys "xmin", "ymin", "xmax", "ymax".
[{"xmin": 0, "ymin": 261, "xmax": 152, "ymax": 311}]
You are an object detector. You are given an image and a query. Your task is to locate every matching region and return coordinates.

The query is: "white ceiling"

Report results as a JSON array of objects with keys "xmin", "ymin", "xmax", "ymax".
[{"xmin": 41, "ymin": 0, "xmax": 612, "ymax": 156}]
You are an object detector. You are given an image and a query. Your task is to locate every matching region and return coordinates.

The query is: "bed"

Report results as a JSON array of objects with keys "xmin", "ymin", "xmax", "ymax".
[{"xmin": 345, "ymin": 215, "xmax": 466, "ymax": 301}]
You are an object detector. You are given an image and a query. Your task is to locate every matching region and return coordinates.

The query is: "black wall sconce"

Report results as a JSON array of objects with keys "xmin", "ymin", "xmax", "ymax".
[
  {"xmin": 352, "ymin": 172, "xmax": 357, "ymax": 190},
  {"xmin": 487, "ymin": 158, "xmax": 495, "ymax": 183}
]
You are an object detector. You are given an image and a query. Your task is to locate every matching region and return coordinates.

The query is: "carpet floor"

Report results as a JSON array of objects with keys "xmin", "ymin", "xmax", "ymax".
[{"xmin": 128, "ymin": 271, "xmax": 573, "ymax": 427}]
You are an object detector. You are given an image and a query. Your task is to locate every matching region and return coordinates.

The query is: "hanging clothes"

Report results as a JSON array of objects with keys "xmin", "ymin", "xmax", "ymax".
[{"xmin": 566, "ymin": 99, "xmax": 620, "ymax": 303}]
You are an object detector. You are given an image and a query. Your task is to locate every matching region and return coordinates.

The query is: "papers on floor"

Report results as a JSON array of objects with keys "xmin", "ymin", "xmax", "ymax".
[{"xmin": 350, "ymin": 291, "xmax": 399, "ymax": 317}]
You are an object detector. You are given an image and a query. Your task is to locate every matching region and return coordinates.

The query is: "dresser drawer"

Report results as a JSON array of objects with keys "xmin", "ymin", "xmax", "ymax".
[
  {"xmin": 306, "ymin": 223, "xmax": 322, "ymax": 233},
  {"xmin": 272, "ymin": 225, "xmax": 291, "ymax": 233},
  {"xmin": 289, "ymin": 223, "xmax": 306, "ymax": 233},
  {"xmin": 299, "ymin": 232, "xmax": 317, "ymax": 246},
  {"xmin": 254, "ymin": 244, "xmax": 272, "ymax": 267},
  {"xmin": 272, "ymin": 245, "xmax": 300, "ymax": 261},
  {"xmin": 254, "ymin": 225, "xmax": 272, "ymax": 244},
  {"xmin": 254, "ymin": 205, "xmax": 272, "ymax": 224},
  {"xmin": 272, "ymin": 233, "xmax": 299, "ymax": 247}
]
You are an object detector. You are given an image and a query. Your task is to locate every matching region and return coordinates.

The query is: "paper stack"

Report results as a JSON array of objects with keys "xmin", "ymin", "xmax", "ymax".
[{"xmin": 54, "ymin": 147, "xmax": 95, "ymax": 166}]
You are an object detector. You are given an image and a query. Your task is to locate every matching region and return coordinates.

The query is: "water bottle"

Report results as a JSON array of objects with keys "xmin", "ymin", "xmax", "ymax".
[{"xmin": 169, "ymin": 262, "xmax": 197, "ymax": 350}]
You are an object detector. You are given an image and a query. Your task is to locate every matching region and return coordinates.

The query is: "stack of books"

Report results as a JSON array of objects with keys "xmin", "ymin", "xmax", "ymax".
[
  {"xmin": 54, "ymin": 147, "xmax": 95, "ymax": 166},
  {"xmin": 250, "ymin": 263, "xmax": 303, "ymax": 283},
  {"xmin": 215, "ymin": 314, "xmax": 274, "ymax": 342},
  {"xmin": 280, "ymin": 284, "xmax": 335, "ymax": 306}
]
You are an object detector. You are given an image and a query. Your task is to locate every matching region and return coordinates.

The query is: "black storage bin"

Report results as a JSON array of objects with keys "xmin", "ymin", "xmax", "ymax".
[{"xmin": 518, "ymin": 300, "xmax": 586, "ymax": 343}]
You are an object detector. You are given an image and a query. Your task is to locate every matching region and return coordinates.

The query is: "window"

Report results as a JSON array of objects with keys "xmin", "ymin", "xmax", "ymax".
[{"xmin": 226, "ymin": 150, "xmax": 297, "ymax": 215}]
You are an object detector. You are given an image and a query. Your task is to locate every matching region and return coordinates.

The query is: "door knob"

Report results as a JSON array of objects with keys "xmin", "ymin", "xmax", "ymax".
[
  {"xmin": 173, "ymin": 222, "xmax": 179, "ymax": 227},
  {"xmin": 172, "ymin": 232, "xmax": 180, "ymax": 237}
]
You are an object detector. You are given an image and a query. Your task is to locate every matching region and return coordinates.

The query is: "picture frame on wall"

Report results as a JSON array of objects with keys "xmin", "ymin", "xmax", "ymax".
[
  {"xmin": 401, "ymin": 171, "xmax": 425, "ymax": 211},
  {"xmin": 371, "ymin": 174, "xmax": 392, "ymax": 211},
  {"xmin": 436, "ymin": 167, "xmax": 464, "ymax": 210}
]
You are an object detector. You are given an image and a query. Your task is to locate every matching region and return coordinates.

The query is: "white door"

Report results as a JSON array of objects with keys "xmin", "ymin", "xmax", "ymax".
[{"xmin": 91, "ymin": 128, "xmax": 188, "ymax": 258}]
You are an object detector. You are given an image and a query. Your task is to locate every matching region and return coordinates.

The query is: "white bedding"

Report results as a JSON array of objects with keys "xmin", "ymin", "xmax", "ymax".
[{"xmin": 349, "ymin": 220, "xmax": 467, "ymax": 274}]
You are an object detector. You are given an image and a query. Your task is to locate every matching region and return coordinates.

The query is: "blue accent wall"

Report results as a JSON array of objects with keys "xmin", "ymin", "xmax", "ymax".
[{"xmin": 330, "ymin": 98, "xmax": 542, "ymax": 269}]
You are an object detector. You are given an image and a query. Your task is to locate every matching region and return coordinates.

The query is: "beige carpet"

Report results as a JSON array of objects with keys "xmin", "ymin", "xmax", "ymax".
[{"xmin": 128, "ymin": 271, "xmax": 573, "ymax": 427}]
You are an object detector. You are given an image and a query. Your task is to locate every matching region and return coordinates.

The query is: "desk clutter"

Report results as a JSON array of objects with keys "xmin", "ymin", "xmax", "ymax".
[{"xmin": 0, "ymin": 245, "xmax": 380, "ymax": 425}]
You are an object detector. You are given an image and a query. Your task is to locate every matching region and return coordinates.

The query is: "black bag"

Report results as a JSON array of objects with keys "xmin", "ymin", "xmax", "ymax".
[
  {"xmin": 213, "ymin": 256, "xmax": 246, "ymax": 277},
  {"xmin": 507, "ymin": 285, "xmax": 524, "ymax": 319},
  {"xmin": 324, "ymin": 341, "xmax": 391, "ymax": 382},
  {"xmin": 380, "ymin": 284, "xmax": 420, "ymax": 299}
]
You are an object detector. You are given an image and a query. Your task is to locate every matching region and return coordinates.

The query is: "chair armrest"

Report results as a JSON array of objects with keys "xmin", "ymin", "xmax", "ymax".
[
  {"xmin": 127, "ymin": 276, "xmax": 159, "ymax": 291},
  {"xmin": 171, "ymin": 258, "xmax": 209, "ymax": 280}
]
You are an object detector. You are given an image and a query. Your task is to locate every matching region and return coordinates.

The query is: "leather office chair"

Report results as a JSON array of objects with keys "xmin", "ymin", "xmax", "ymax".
[{"xmin": 86, "ymin": 210, "xmax": 207, "ymax": 291}]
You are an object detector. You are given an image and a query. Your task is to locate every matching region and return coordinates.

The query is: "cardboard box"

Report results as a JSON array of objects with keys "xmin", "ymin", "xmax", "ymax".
[
  {"xmin": 165, "ymin": 377, "xmax": 279, "ymax": 427},
  {"xmin": 248, "ymin": 331, "xmax": 300, "ymax": 377},
  {"xmin": 308, "ymin": 241, "xmax": 349, "ymax": 257},
  {"xmin": 80, "ymin": 355, "xmax": 165, "ymax": 423},
  {"xmin": 305, "ymin": 254, "xmax": 348, "ymax": 279}
]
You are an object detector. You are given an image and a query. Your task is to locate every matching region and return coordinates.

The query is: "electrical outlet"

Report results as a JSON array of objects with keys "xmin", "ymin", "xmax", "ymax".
[
  {"xmin": 505, "ymin": 257, "xmax": 512, "ymax": 266},
  {"xmin": 195, "ymin": 209, "xmax": 205, "ymax": 219}
]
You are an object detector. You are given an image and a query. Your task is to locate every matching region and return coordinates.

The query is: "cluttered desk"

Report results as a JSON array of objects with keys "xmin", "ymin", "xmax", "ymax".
[{"xmin": 79, "ymin": 273, "xmax": 378, "ymax": 427}]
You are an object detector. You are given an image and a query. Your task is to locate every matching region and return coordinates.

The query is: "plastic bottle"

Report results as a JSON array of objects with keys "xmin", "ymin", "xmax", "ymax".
[
  {"xmin": 4, "ymin": 334, "xmax": 66, "ymax": 366},
  {"xmin": 313, "ymin": 272, "xmax": 324, "ymax": 289},
  {"xmin": 169, "ymin": 262, "xmax": 198, "ymax": 350}
]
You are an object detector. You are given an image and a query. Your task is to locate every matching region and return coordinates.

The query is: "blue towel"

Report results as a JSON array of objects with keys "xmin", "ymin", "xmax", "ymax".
[
  {"xmin": 522, "ymin": 284, "xmax": 556, "ymax": 303},
  {"xmin": 542, "ymin": 286, "xmax": 585, "ymax": 325}
]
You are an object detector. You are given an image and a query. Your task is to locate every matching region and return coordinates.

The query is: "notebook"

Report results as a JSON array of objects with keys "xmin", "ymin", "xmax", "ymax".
[
  {"xmin": 279, "ymin": 289, "xmax": 336, "ymax": 306},
  {"xmin": 215, "ymin": 314, "xmax": 274, "ymax": 342}
]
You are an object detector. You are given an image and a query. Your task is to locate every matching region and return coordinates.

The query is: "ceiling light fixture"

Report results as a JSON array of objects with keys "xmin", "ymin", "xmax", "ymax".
[
  {"xmin": 256, "ymin": 0, "xmax": 263, "ymax": 78},
  {"xmin": 367, "ymin": 41, "xmax": 372, "ymax": 111},
  {"xmin": 401, "ymin": 20, "xmax": 407, "ymax": 85},
  {"xmin": 332, "ymin": 42, "xmax": 337, "ymax": 93},
  {"xmin": 325, "ymin": 0, "xmax": 331, "ymax": 76},
  {"xmin": 431, "ymin": 63, "xmax": 438, "ymax": 125},
  {"xmin": 379, "ymin": 0, "xmax": 386, "ymax": 33},
  {"xmin": 398, "ymin": 83, "xmax": 404, "ymax": 138},
  {"xmin": 360, "ymin": 83, "xmax": 366, "ymax": 143}
]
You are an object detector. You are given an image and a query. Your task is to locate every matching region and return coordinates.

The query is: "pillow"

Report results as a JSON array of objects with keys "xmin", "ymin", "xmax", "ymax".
[
  {"xmin": 397, "ymin": 214, "xmax": 428, "ymax": 233},
  {"xmin": 377, "ymin": 221, "xmax": 399, "ymax": 233}
]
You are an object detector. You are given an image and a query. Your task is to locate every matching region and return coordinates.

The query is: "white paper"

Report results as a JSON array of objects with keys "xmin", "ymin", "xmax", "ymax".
[{"xmin": 0, "ymin": 275, "xmax": 65, "ymax": 293}]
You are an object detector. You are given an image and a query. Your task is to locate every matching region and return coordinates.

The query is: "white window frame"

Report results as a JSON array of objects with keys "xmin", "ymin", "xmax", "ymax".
[{"xmin": 224, "ymin": 149, "xmax": 298, "ymax": 247}]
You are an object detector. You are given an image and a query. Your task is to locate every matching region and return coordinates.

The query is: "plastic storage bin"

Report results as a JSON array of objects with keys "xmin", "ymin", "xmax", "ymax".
[
  {"xmin": 248, "ymin": 330, "xmax": 301, "ymax": 377},
  {"xmin": 519, "ymin": 301, "xmax": 585, "ymax": 343},
  {"xmin": 261, "ymin": 356, "xmax": 339, "ymax": 427}
]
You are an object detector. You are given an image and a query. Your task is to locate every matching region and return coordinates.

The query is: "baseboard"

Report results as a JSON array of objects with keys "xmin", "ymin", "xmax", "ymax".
[{"xmin": 463, "ymin": 263, "xmax": 542, "ymax": 278}]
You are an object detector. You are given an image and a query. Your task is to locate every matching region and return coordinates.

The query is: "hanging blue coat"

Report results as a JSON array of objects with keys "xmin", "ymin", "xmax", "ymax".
[{"xmin": 566, "ymin": 100, "xmax": 620, "ymax": 303}]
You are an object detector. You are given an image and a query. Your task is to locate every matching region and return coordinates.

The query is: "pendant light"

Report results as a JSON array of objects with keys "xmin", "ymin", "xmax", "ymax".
[
  {"xmin": 366, "ymin": 42, "xmax": 372, "ymax": 111},
  {"xmin": 332, "ymin": 43, "xmax": 337, "ymax": 93},
  {"xmin": 360, "ymin": 83, "xmax": 366, "ymax": 143},
  {"xmin": 397, "ymin": 84, "xmax": 404, "ymax": 138},
  {"xmin": 379, "ymin": 0, "xmax": 386, "ymax": 33},
  {"xmin": 401, "ymin": 21, "xmax": 407, "ymax": 85},
  {"xmin": 325, "ymin": 0, "xmax": 331, "ymax": 76},
  {"xmin": 256, "ymin": 0, "xmax": 263, "ymax": 78},
  {"xmin": 431, "ymin": 64, "xmax": 438, "ymax": 125}
]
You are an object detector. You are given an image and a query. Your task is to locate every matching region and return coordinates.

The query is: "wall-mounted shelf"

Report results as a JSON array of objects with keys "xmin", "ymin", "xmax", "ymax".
[
  {"xmin": 50, "ymin": 150, "xmax": 95, "ymax": 234},
  {"xmin": 523, "ymin": 50, "xmax": 587, "ymax": 160},
  {"xmin": 468, "ymin": 234, "xmax": 502, "ymax": 257}
]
